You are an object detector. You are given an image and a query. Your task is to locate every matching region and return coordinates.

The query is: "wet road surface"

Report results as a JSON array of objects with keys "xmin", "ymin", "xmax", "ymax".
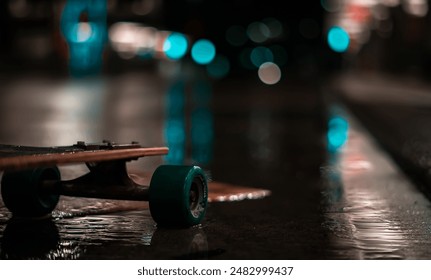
[
  {"xmin": 330, "ymin": 72, "xmax": 431, "ymax": 201},
  {"xmin": 1, "ymin": 69, "xmax": 431, "ymax": 259},
  {"xmin": 321, "ymin": 103, "xmax": 431, "ymax": 259}
]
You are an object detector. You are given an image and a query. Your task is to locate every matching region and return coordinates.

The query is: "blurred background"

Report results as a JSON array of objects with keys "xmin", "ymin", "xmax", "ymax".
[
  {"xmin": 1, "ymin": 0, "xmax": 430, "ymax": 79},
  {"xmin": 0, "ymin": 0, "xmax": 326, "ymax": 79},
  {"xmin": 3, "ymin": 0, "xmax": 431, "ymax": 260}
]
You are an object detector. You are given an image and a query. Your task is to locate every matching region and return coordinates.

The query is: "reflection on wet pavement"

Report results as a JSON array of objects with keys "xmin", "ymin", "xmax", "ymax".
[
  {"xmin": 321, "ymin": 104, "xmax": 431, "ymax": 259},
  {"xmin": 0, "ymin": 71, "xmax": 272, "ymax": 260},
  {"xmin": 0, "ymin": 167, "xmax": 270, "ymax": 259},
  {"xmin": 0, "ymin": 211, "xmax": 210, "ymax": 260},
  {"xmin": 4, "ymin": 69, "xmax": 431, "ymax": 259}
]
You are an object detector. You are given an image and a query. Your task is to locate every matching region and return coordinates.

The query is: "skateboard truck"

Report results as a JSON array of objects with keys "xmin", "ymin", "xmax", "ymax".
[
  {"xmin": 0, "ymin": 142, "xmax": 208, "ymax": 228},
  {"xmin": 73, "ymin": 140, "xmax": 141, "ymax": 150},
  {"xmin": 41, "ymin": 160, "xmax": 151, "ymax": 201}
]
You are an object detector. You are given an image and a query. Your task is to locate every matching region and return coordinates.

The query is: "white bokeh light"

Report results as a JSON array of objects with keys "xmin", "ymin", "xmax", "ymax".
[{"xmin": 258, "ymin": 62, "xmax": 281, "ymax": 85}]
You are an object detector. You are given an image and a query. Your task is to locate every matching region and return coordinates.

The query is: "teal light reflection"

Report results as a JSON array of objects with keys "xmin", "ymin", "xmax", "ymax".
[
  {"xmin": 164, "ymin": 81, "xmax": 186, "ymax": 164},
  {"xmin": 191, "ymin": 80, "xmax": 213, "ymax": 165},
  {"xmin": 60, "ymin": 0, "xmax": 108, "ymax": 77},
  {"xmin": 327, "ymin": 115, "xmax": 349, "ymax": 153},
  {"xmin": 163, "ymin": 78, "xmax": 214, "ymax": 166}
]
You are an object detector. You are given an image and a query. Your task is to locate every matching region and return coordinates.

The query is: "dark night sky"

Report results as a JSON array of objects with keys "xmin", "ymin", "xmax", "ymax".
[{"xmin": 163, "ymin": 0, "xmax": 324, "ymax": 36}]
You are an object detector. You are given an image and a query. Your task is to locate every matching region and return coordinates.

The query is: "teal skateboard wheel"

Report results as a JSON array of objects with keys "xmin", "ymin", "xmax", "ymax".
[
  {"xmin": 1, "ymin": 167, "xmax": 61, "ymax": 218},
  {"xmin": 149, "ymin": 165, "xmax": 208, "ymax": 227}
]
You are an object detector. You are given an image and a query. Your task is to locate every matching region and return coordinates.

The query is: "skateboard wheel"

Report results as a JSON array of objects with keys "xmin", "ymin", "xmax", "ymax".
[
  {"xmin": 1, "ymin": 167, "xmax": 61, "ymax": 218},
  {"xmin": 149, "ymin": 165, "xmax": 208, "ymax": 227}
]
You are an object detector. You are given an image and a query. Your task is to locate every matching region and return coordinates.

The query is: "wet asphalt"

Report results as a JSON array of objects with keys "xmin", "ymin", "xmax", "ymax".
[{"xmin": 1, "ymin": 67, "xmax": 431, "ymax": 259}]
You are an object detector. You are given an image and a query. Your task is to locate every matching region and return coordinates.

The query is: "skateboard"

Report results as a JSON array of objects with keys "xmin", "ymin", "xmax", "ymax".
[{"xmin": 0, "ymin": 141, "xmax": 208, "ymax": 227}]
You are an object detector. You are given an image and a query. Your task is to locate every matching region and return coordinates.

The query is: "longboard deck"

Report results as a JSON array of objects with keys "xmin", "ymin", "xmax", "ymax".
[{"xmin": 0, "ymin": 142, "xmax": 168, "ymax": 171}]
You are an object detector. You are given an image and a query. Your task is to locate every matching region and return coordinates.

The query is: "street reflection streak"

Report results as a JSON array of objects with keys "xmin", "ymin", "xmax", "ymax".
[{"xmin": 323, "ymin": 107, "xmax": 406, "ymax": 259}]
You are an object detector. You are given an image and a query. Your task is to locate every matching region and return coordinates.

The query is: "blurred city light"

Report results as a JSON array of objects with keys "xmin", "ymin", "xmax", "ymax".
[
  {"xmin": 247, "ymin": 21, "xmax": 271, "ymax": 43},
  {"xmin": 163, "ymin": 32, "xmax": 188, "ymax": 60},
  {"xmin": 250, "ymin": 46, "xmax": 274, "ymax": 68},
  {"xmin": 60, "ymin": 0, "xmax": 108, "ymax": 77},
  {"xmin": 258, "ymin": 62, "xmax": 281, "ymax": 85},
  {"xmin": 327, "ymin": 26, "xmax": 350, "ymax": 53},
  {"xmin": 262, "ymin": 17, "xmax": 284, "ymax": 39},
  {"xmin": 191, "ymin": 39, "xmax": 216, "ymax": 65},
  {"xmin": 206, "ymin": 54, "xmax": 230, "ymax": 79},
  {"xmin": 153, "ymin": 30, "xmax": 171, "ymax": 59},
  {"xmin": 320, "ymin": 0, "xmax": 342, "ymax": 13},
  {"xmin": 322, "ymin": 0, "xmax": 429, "ymax": 57},
  {"xmin": 70, "ymin": 22, "xmax": 93, "ymax": 43},
  {"xmin": 402, "ymin": 0, "xmax": 428, "ymax": 17},
  {"xmin": 109, "ymin": 22, "xmax": 157, "ymax": 59}
]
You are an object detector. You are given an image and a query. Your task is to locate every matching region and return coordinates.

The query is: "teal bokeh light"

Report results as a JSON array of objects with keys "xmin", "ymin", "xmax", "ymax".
[
  {"xmin": 163, "ymin": 32, "xmax": 188, "ymax": 60},
  {"xmin": 250, "ymin": 46, "xmax": 274, "ymax": 68},
  {"xmin": 60, "ymin": 0, "xmax": 108, "ymax": 77},
  {"xmin": 191, "ymin": 39, "xmax": 216, "ymax": 65},
  {"xmin": 327, "ymin": 26, "xmax": 350, "ymax": 53},
  {"xmin": 206, "ymin": 55, "xmax": 230, "ymax": 79}
]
